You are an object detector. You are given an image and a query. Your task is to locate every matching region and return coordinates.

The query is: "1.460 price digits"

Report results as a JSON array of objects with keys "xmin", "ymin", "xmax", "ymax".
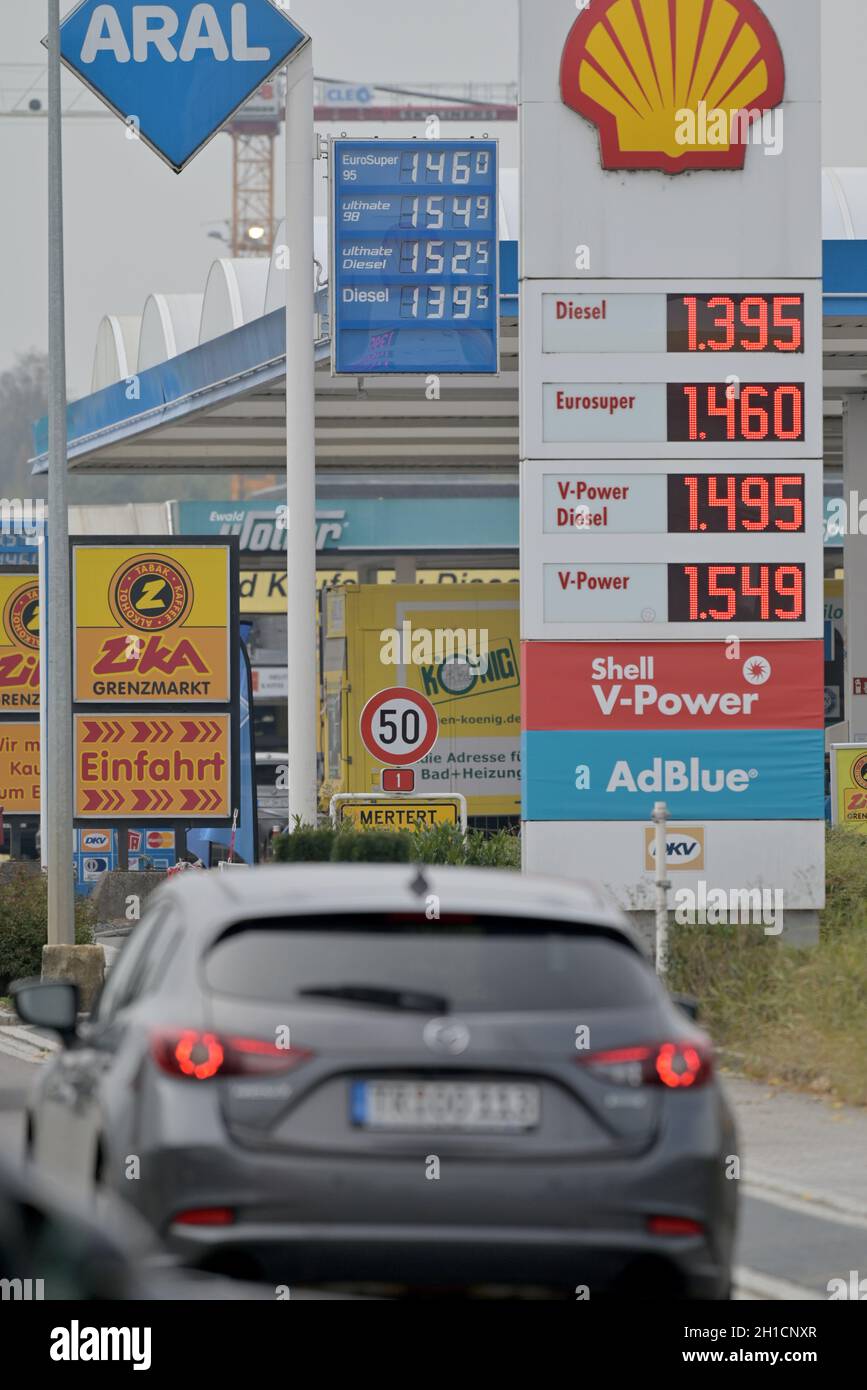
[{"xmin": 672, "ymin": 384, "xmax": 804, "ymax": 442}]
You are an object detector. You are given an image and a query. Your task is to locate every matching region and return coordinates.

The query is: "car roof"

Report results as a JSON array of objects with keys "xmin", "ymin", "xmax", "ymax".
[{"xmin": 149, "ymin": 864, "xmax": 645, "ymax": 954}]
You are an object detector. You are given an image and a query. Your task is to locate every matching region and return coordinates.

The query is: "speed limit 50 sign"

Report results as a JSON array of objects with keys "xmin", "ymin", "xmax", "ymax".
[{"xmin": 359, "ymin": 687, "xmax": 439, "ymax": 767}]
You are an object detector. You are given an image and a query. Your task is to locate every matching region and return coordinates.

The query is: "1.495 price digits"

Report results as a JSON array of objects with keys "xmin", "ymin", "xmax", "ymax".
[{"xmin": 670, "ymin": 474, "xmax": 805, "ymax": 532}]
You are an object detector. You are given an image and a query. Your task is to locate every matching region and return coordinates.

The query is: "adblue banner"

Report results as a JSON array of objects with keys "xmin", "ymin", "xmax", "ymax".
[
  {"xmin": 522, "ymin": 729, "xmax": 825, "ymax": 822},
  {"xmin": 522, "ymin": 641, "xmax": 824, "ymax": 731}
]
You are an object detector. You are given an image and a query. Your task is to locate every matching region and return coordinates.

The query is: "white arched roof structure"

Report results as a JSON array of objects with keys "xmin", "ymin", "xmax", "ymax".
[
  {"xmin": 137, "ymin": 293, "xmax": 204, "ymax": 373},
  {"xmin": 91, "ymin": 314, "xmax": 141, "ymax": 392},
  {"xmin": 823, "ymin": 168, "xmax": 867, "ymax": 239},
  {"xmin": 87, "ymin": 168, "xmax": 867, "ymax": 386},
  {"xmin": 199, "ymin": 258, "xmax": 270, "ymax": 345},
  {"xmin": 264, "ymin": 218, "xmax": 330, "ymax": 313}
]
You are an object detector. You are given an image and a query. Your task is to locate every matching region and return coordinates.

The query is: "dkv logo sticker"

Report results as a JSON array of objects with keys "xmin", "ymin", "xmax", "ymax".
[{"xmin": 644, "ymin": 827, "xmax": 705, "ymax": 872}]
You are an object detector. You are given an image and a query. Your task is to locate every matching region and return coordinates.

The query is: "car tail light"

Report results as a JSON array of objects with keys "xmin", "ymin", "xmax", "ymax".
[
  {"xmin": 150, "ymin": 1030, "xmax": 313, "ymax": 1081},
  {"xmin": 577, "ymin": 1040, "xmax": 712, "ymax": 1089},
  {"xmin": 173, "ymin": 1207, "xmax": 235, "ymax": 1227},
  {"xmin": 646, "ymin": 1215, "xmax": 705, "ymax": 1238}
]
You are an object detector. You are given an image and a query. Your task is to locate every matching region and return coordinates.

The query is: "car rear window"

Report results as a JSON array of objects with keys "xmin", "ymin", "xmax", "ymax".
[{"xmin": 203, "ymin": 914, "xmax": 655, "ymax": 1012}]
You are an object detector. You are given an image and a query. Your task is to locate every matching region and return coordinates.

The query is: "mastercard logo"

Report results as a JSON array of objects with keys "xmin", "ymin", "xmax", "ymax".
[
  {"xmin": 109, "ymin": 554, "xmax": 192, "ymax": 632},
  {"xmin": 561, "ymin": 0, "xmax": 785, "ymax": 174},
  {"xmin": 4, "ymin": 582, "xmax": 40, "ymax": 651}
]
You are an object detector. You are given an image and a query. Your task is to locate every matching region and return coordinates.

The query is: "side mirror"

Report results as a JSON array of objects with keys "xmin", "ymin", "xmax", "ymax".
[
  {"xmin": 11, "ymin": 980, "xmax": 80, "ymax": 1043},
  {"xmin": 672, "ymin": 992, "xmax": 700, "ymax": 1022}
]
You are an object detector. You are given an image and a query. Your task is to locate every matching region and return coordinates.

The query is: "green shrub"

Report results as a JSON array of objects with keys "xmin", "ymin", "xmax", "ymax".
[
  {"xmin": 412, "ymin": 823, "xmax": 468, "ymax": 865},
  {"xmin": 411, "ymin": 824, "xmax": 520, "ymax": 868},
  {"xmin": 272, "ymin": 825, "xmax": 336, "ymax": 863},
  {"xmin": 330, "ymin": 829, "xmax": 414, "ymax": 862},
  {"xmin": 464, "ymin": 828, "xmax": 521, "ymax": 869},
  {"xmin": 0, "ymin": 873, "xmax": 95, "ymax": 989}
]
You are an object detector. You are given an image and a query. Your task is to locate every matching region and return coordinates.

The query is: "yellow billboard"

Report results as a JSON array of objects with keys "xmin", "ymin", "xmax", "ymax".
[
  {"xmin": 73, "ymin": 544, "xmax": 232, "ymax": 703},
  {"xmin": 337, "ymin": 585, "xmax": 520, "ymax": 818},
  {"xmin": 75, "ymin": 713, "xmax": 231, "ymax": 820},
  {"xmin": 0, "ymin": 721, "xmax": 40, "ymax": 815},
  {"xmin": 0, "ymin": 573, "xmax": 40, "ymax": 711},
  {"xmin": 830, "ymin": 744, "xmax": 867, "ymax": 831}
]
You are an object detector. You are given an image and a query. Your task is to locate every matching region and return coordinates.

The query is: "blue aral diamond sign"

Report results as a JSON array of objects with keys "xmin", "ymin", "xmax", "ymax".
[{"xmin": 58, "ymin": 0, "xmax": 309, "ymax": 172}]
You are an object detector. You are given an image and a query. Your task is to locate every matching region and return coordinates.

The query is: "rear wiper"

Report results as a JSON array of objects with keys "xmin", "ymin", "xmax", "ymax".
[{"xmin": 297, "ymin": 984, "xmax": 449, "ymax": 1013}]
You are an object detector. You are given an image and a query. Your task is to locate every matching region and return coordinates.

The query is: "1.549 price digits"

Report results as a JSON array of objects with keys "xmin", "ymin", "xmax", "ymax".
[{"xmin": 670, "ymin": 564, "xmax": 805, "ymax": 622}]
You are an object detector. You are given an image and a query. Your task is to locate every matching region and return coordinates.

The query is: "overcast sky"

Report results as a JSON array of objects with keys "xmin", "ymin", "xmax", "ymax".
[{"xmin": 0, "ymin": 1, "xmax": 865, "ymax": 397}]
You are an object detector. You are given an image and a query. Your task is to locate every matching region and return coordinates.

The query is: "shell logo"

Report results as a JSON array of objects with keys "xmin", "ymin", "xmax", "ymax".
[{"xmin": 561, "ymin": 0, "xmax": 785, "ymax": 174}]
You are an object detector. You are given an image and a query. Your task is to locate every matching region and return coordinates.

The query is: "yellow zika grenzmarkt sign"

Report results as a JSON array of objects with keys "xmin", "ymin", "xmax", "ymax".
[
  {"xmin": 0, "ymin": 573, "xmax": 40, "ymax": 711},
  {"xmin": 0, "ymin": 721, "xmax": 40, "ymax": 814},
  {"xmin": 831, "ymin": 744, "xmax": 867, "ymax": 831},
  {"xmin": 336, "ymin": 798, "xmax": 462, "ymax": 831},
  {"xmin": 73, "ymin": 544, "xmax": 232, "ymax": 703},
  {"xmin": 74, "ymin": 713, "xmax": 231, "ymax": 820}
]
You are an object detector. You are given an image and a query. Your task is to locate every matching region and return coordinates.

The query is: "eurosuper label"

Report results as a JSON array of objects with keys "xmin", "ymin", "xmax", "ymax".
[{"xmin": 543, "ymin": 384, "xmax": 666, "ymax": 444}]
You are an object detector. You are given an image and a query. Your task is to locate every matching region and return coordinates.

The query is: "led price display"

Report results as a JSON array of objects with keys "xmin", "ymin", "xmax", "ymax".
[
  {"xmin": 667, "ymin": 383, "xmax": 805, "ymax": 442},
  {"xmin": 668, "ymin": 564, "xmax": 806, "ymax": 623},
  {"xmin": 332, "ymin": 140, "xmax": 499, "ymax": 375},
  {"xmin": 667, "ymin": 474, "xmax": 805, "ymax": 533},
  {"xmin": 667, "ymin": 295, "xmax": 804, "ymax": 353}
]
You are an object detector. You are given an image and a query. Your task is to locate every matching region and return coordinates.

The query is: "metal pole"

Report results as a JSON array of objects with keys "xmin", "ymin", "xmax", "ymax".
[
  {"xmin": 284, "ymin": 46, "xmax": 318, "ymax": 825},
  {"xmin": 47, "ymin": 0, "xmax": 75, "ymax": 945},
  {"xmin": 653, "ymin": 801, "xmax": 670, "ymax": 976}
]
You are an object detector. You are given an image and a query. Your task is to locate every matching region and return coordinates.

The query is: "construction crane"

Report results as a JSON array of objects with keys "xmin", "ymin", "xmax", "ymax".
[{"xmin": 0, "ymin": 65, "xmax": 517, "ymax": 258}]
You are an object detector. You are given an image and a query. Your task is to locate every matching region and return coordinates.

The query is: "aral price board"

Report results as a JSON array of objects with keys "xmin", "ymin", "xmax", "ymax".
[
  {"xmin": 359, "ymin": 687, "xmax": 439, "ymax": 767},
  {"xmin": 331, "ymin": 139, "xmax": 499, "ymax": 375}
]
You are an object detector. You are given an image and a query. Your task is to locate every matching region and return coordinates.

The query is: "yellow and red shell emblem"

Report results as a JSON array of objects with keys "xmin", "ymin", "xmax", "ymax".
[{"xmin": 561, "ymin": 0, "xmax": 785, "ymax": 174}]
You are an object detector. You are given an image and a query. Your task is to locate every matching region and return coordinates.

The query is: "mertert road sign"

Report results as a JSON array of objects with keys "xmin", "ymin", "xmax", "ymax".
[
  {"xmin": 75, "ymin": 712, "xmax": 232, "ymax": 820},
  {"xmin": 57, "ymin": 1, "xmax": 310, "ymax": 172}
]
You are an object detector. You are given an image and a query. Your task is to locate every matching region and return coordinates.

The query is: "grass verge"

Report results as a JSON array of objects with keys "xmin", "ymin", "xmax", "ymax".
[{"xmin": 667, "ymin": 829, "xmax": 867, "ymax": 1106}]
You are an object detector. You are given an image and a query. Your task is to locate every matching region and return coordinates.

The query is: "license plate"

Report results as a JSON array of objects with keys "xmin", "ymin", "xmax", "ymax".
[{"xmin": 350, "ymin": 1080, "xmax": 541, "ymax": 1132}]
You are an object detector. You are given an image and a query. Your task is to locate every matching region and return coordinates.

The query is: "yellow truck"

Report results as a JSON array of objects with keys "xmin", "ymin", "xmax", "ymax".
[{"xmin": 321, "ymin": 583, "xmax": 521, "ymax": 825}]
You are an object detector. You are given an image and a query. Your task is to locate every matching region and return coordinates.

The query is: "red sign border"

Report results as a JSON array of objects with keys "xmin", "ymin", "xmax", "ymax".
[{"xmin": 359, "ymin": 686, "xmax": 439, "ymax": 767}]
